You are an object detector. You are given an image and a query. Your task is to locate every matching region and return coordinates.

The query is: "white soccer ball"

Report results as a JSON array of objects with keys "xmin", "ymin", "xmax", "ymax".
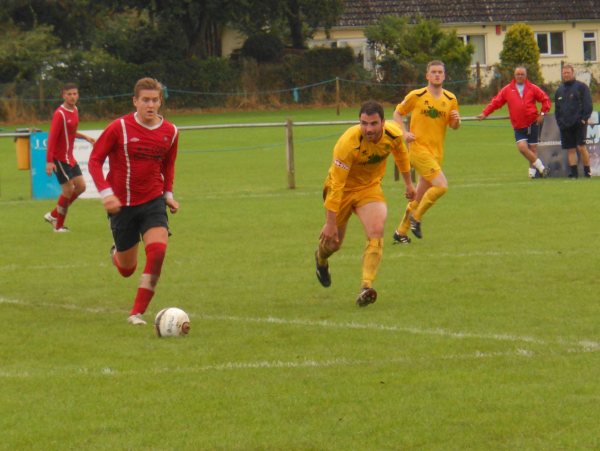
[{"xmin": 154, "ymin": 307, "xmax": 190, "ymax": 337}]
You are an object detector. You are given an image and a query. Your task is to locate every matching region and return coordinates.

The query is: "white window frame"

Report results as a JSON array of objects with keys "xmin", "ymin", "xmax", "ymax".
[
  {"xmin": 583, "ymin": 31, "xmax": 597, "ymax": 62},
  {"xmin": 459, "ymin": 34, "xmax": 487, "ymax": 66},
  {"xmin": 535, "ymin": 31, "xmax": 565, "ymax": 56}
]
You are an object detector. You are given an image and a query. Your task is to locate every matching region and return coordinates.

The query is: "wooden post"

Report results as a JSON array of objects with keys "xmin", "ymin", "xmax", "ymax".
[
  {"xmin": 285, "ymin": 118, "xmax": 296, "ymax": 189},
  {"xmin": 335, "ymin": 77, "xmax": 340, "ymax": 116},
  {"xmin": 39, "ymin": 75, "xmax": 44, "ymax": 114},
  {"xmin": 476, "ymin": 62, "xmax": 482, "ymax": 103}
]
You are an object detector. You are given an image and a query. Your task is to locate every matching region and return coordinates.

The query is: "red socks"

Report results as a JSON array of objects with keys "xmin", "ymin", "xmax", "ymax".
[
  {"xmin": 130, "ymin": 242, "xmax": 167, "ymax": 315},
  {"xmin": 52, "ymin": 191, "xmax": 81, "ymax": 229}
]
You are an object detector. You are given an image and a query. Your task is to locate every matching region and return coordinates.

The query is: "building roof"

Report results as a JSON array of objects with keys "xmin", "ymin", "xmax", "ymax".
[{"xmin": 338, "ymin": 0, "xmax": 600, "ymax": 27}]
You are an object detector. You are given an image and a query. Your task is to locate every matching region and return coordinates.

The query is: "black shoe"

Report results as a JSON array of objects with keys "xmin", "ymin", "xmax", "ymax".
[
  {"xmin": 409, "ymin": 215, "xmax": 422, "ymax": 239},
  {"xmin": 392, "ymin": 231, "xmax": 411, "ymax": 244},
  {"xmin": 315, "ymin": 251, "xmax": 331, "ymax": 287},
  {"xmin": 539, "ymin": 167, "xmax": 550, "ymax": 178},
  {"xmin": 356, "ymin": 287, "xmax": 377, "ymax": 307}
]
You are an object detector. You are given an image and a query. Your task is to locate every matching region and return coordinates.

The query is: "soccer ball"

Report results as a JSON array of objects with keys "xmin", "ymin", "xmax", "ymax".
[{"xmin": 154, "ymin": 307, "xmax": 190, "ymax": 337}]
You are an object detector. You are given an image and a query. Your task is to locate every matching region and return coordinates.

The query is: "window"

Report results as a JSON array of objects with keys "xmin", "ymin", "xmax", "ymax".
[
  {"xmin": 583, "ymin": 31, "xmax": 597, "ymax": 62},
  {"xmin": 536, "ymin": 32, "xmax": 564, "ymax": 55},
  {"xmin": 460, "ymin": 35, "xmax": 486, "ymax": 65}
]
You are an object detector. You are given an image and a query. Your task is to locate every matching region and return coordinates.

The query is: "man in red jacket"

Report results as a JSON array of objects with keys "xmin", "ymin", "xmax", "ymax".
[
  {"xmin": 88, "ymin": 77, "xmax": 179, "ymax": 326},
  {"xmin": 477, "ymin": 66, "xmax": 552, "ymax": 178}
]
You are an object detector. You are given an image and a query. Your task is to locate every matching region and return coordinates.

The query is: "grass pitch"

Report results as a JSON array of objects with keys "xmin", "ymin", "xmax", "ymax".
[{"xmin": 1, "ymin": 105, "xmax": 600, "ymax": 450}]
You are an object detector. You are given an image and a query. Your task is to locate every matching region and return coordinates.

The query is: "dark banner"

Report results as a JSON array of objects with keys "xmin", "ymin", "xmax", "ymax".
[{"xmin": 538, "ymin": 112, "xmax": 600, "ymax": 177}]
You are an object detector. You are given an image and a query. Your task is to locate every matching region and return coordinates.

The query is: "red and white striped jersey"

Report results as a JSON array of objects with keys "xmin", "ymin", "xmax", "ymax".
[
  {"xmin": 46, "ymin": 105, "xmax": 79, "ymax": 165},
  {"xmin": 88, "ymin": 112, "xmax": 178, "ymax": 207}
]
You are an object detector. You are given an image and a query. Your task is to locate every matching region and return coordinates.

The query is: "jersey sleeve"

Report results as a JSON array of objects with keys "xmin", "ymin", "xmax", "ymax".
[
  {"xmin": 396, "ymin": 91, "xmax": 417, "ymax": 116},
  {"xmin": 534, "ymin": 85, "xmax": 552, "ymax": 113},
  {"xmin": 390, "ymin": 138, "xmax": 410, "ymax": 173},
  {"xmin": 323, "ymin": 132, "xmax": 356, "ymax": 213},
  {"xmin": 482, "ymin": 87, "xmax": 507, "ymax": 116},
  {"xmin": 448, "ymin": 96, "xmax": 459, "ymax": 125},
  {"xmin": 161, "ymin": 126, "xmax": 179, "ymax": 196},
  {"xmin": 46, "ymin": 110, "xmax": 63, "ymax": 163},
  {"xmin": 88, "ymin": 122, "xmax": 119, "ymax": 198},
  {"xmin": 581, "ymin": 83, "xmax": 593, "ymax": 120}
]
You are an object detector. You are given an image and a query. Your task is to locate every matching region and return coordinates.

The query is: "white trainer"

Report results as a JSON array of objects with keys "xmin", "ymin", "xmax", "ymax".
[
  {"xmin": 53, "ymin": 227, "xmax": 70, "ymax": 233},
  {"xmin": 44, "ymin": 212, "xmax": 57, "ymax": 226},
  {"xmin": 127, "ymin": 314, "xmax": 147, "ymax": 325}
]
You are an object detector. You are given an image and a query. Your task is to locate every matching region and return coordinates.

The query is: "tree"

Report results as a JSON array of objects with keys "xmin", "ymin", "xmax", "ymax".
[
  {"xmin": 498, "ymin": 23, "xmax": 543, "ymax": 85},
  {"xmin": 365, "ymin": 16, "xmax": 473, "ymax": 89},
  {"xmin": 231, "ymin": 0, "xmax": 343, "ymax": 50},
  {"xmin": 0, "ymin": 23, "xmax": 60, "ymax": 82},
  {"xmin": 2, "ymin": 0, "xmax": 106, "ymax": 51}
]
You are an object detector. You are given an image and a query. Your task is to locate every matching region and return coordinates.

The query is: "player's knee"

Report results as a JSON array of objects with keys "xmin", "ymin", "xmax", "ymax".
[
  {"xmin": 117, "ymin": 264, "xmax": 137, "ymax": 278},
  {"xmin": 144, "ymin": 242, "xmax": 167, "ymax": 276}
]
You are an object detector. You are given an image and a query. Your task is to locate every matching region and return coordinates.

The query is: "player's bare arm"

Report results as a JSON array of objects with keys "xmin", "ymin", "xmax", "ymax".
[
  {"xmin": 401, "ymin": 172, "xmax": 416, "ymax": 200},
  {"xmin": 76, "ymin": 132, "xmax": 96, "ymax": 144}
]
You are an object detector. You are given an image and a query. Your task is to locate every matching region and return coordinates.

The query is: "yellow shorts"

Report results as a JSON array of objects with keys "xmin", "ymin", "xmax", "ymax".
[
  {"xmin": 411, "ymin": 150, "xmax": 442, "ymax": 182},
  {"xmin": 324, "ymin": 184, "xmax": 385, "ymax": 227}
]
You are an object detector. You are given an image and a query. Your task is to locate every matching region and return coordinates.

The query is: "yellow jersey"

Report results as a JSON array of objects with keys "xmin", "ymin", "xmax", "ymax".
[
  {"xmin": 323, "ymin": 121, "xmax": 410, "ymax": 213},
  {"xmin": 396, "ymin": 87, "xmax": 458, "ymax": 161}
]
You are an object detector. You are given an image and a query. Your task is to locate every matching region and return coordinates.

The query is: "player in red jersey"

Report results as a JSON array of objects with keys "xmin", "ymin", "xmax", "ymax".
[
  {"xmin": 88, "ymin": 78, "xmax": 179, "ymax": 326},
  {"xmin": 44, "ymin": 83, "xmax": 96, "ymax": 232}
]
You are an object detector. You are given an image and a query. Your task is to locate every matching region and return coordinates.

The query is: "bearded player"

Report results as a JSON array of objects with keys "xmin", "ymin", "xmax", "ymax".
[{"xmin": 315, "ymin": 100, "xmax": 415, "ymax": 306}]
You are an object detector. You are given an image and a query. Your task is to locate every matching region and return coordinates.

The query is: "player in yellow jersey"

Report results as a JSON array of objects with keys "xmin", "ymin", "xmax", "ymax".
[
  {"xmin": 392, "ymin": 60, "xmax": 461, "ymax": 243},
  {"xmin": 315, "ymin": 101, "xmax": 416, "ymax": 306}
]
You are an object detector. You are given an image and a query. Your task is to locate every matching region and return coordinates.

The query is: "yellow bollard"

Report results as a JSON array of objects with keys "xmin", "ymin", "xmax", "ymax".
[{"xmin": 15, "ymin": 129, "xmax": 30, "ymax": 170}]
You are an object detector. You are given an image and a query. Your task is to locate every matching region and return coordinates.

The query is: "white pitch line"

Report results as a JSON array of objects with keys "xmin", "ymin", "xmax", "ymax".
[
  {"xmin": 200, "ymin": 313, "xmax": 600, "ymax": 351},
  {"xmin": 0, "ymin": 247, "xmax": 591, "ymax": 273},
  {"xmin": 2, "ymin": 297, "xmax": 598, "ymax": 351},
  {"xmin": 0, "ymin": 350, "xmax": 531, "ymax": 379}
]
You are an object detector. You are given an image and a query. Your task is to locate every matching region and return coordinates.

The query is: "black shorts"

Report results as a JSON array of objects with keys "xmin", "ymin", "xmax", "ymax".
[
  {"xmin": 54, "ymin": 160, "xmax": 83, "ymax": 185},
  {"xmin": 513, "ymin": 123, "xmax": 539, "ymax": 145},
  {"xmin": 109, "ymin": 196, "xmax": 169, "ymax": 251},
  {"xmin": 560, "ymin": 123, "xmax": 587, "ymax": 149}
]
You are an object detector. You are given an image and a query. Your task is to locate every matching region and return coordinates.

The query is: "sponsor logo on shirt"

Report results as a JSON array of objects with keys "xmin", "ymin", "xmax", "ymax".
[{"xmin": 334, "ymin": 159, "xmax": 349, "ymax": 171}]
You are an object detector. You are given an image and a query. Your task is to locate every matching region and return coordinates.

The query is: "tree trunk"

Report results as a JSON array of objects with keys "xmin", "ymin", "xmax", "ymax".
[{"xmin": 286, "ymin": 0, "xmax": 305, "ymax": 49}]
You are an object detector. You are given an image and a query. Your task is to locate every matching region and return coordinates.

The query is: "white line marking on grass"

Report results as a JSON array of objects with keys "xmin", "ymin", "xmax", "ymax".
[
  {"xmin": 201, "ymin": 313, "xmax": 547, "ymax": 343},
  {"xmin": 0, "ymin": 296, "xmax": 121, "ymax": 314},
  {"xmin": 0, "ymin": 263, "xmax": 109, "ymax": 271},
  {"xmin": 3, "ymin": 297, "xmax": 599, "ymax": 352},
  {"xmin": 0, "ymin": 350, "xmax": 531, "ymax": 379}
]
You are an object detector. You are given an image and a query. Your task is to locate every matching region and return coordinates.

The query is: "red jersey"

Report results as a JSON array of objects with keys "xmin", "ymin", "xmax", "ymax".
[
  {"xmin": 88, "ymin": 113, "xmax": 178, "ymax": 207},
  {"xmin": 46, "ymin": 105, "xmax": 79, "ymax": 165},
  {"xmin": 482, "ymin": 79, "xmax": 551, "ymax": 129}
]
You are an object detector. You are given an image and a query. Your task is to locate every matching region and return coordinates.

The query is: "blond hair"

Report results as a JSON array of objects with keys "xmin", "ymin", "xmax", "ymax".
[{"xmin": 133, "ymin": 77, "xmax": 162, "ymax": 98}]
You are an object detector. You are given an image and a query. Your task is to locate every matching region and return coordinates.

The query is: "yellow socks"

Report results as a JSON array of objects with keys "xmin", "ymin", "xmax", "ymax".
[
  {"xmin": 412, "ymin": 186, "xmax": 448, "ymax": 221},
  {"xmin": 397, "ymin": 200, "xmax": 419, "ymax": 235},
  {"xmin": 361, "ymin": 238, "xmax": 383, "ymax": 288}
]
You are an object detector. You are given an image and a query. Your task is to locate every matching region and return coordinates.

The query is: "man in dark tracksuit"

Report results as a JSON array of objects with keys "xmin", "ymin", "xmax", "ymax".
[{"xmin": 554, "ymin": 64, "xmax": 593, "ymax": 178}]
